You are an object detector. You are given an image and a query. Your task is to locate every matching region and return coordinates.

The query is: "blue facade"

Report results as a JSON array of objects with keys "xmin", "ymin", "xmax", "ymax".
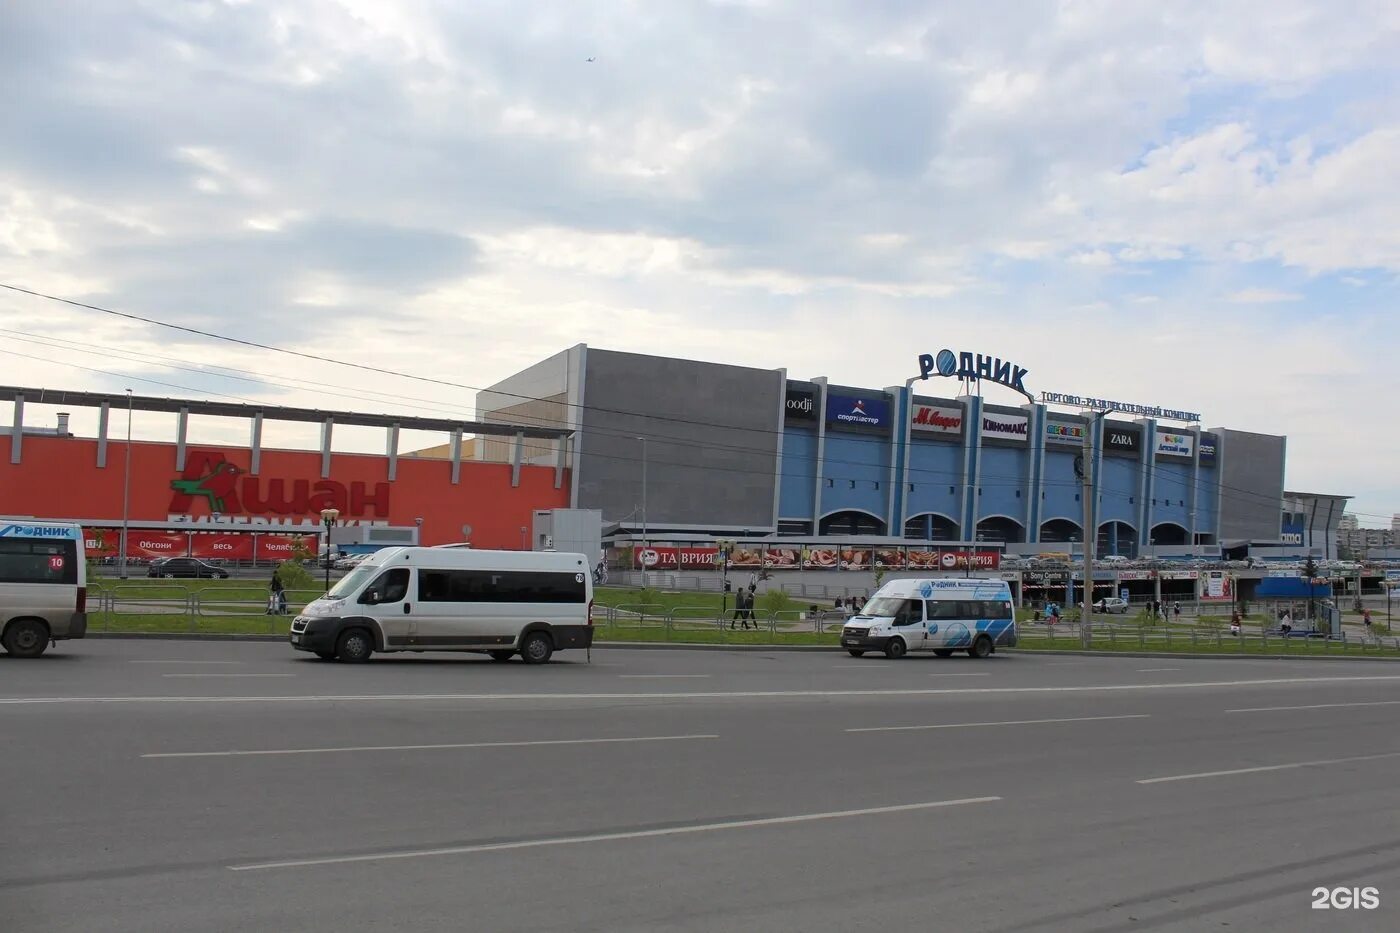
[
  {"xmin": 1150, "ymin": 459, "xmax": 1194, "ymax": 540},
  {"xmin": 905, "ymin": 438, "xmax": 964, "ymax": 534},
  {"xmin": 771, "ymin": 380, "xmax": 1229, "ymax": 549},
  {"xmin": 778, "ymin": 428, "xmax": 817, "ymax": 520},
  {"xmin": 977, "ymin": 446, "xmax": 1028, "ymax": 538},
  {"xmin": 1041, "ymin": 448, "xmax": 1082, "ymax": 535},
  {"xmin": 818, "ymin": 431, "xmax": 891, "ymax": 529}
]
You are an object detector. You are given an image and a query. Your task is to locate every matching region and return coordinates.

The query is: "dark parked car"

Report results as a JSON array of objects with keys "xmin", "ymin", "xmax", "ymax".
[{"xmin": 147, "ymin": 557, "xmax": 230, "ymax": 579}]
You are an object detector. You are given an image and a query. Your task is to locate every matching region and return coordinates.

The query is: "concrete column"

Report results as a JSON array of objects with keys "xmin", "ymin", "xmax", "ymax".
[
  {"xmin": 450, "ymin": 429, "xmax": 463, "ymax": 485},
  {"xmin": 250, "ymin": 413, "xmax": 263, "ymax": 475},
  {"xmin": 320, "ymin": 418, "xmax": 334, "ymax": 478},
  {"xmin": 10, "ymin": 394, "xmax": 23, "ymax": 464},
  {"xmin": 97, "ymin": 402, "xmax": 111, "ymax": 468},
  {"xmin": 386, "ymin": 424, "xmax": 400, "ymax": 481},
  {"xmin": 175, "ymin": 408, "xmax": 189, "ymax": 471},
  {"xmin": 811, "ymin": 377, "xmax": 829, "ymax": 532},
  {"xmin": 511, "ymin": 431, "xmax": 524, "ymax": 487}
]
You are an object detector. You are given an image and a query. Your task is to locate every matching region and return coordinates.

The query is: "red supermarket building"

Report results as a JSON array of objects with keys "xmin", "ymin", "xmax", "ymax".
[{"xmin": 0, "ymin": 386, "xmax": 573, "ymax": 558}]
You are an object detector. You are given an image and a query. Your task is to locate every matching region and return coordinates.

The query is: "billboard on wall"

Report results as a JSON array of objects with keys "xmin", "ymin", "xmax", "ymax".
[
  {"xmin": 1104, "ymin": 424, "xmax": 1141, "ymax": 455},
  {"xmin": 981, "ymin": 413, "xmax": 1029, "ymax": 443},
  {"xmin": 825, "ymin": 394, "xmax": 891, "ymax": 432},
  {"xmin": 0, "ymin": 435, "xmax": 568, "ymax": 550},
  {"xmin": 1199, "ymin": 433, "xmax": 1219, "ymax": 466},
  {"xmin": 910, "ymin": 405, "xmax": 963, "ymax": 435},
  {"xmin": 1045, "ymin": 421, "xmax": 1086, "ymax": 446},
  {"xmin": 1199, "ymin": 570, "xmax": 1235, "ymax": 602},
  {"xmin": 1155, "ymin": 431, "xmax": 1195, "ymax": 458},
  {"xmin": 784, "ymin": 387, "xmax": 816, "ymax": 422},
  {"xmin": 84, "ymin": 528, "xmax": 313, "ymax": 560}
]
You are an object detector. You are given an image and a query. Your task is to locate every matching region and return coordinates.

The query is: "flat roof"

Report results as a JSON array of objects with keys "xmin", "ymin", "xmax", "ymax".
[{"xmin": 2, "ymin": 385, "xmax": 572, "ymax": 439}]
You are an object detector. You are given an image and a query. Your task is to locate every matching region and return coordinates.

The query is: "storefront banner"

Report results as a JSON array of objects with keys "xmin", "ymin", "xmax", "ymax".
[
  {"xmin": 784, "ymin": 387, "xmax": 816, "ymax": 421},
  {"xmin": 1116, "ymin": 570, "xmax": 1155, "ymax": 580},
  {"xmin": 839, "ymin": 548, "xmax": 873, "ymax": 571},
  {"xmin": 1199, "ymin": 433, "xmax": 1218, "ymax": 465},
  {"xmin": 910, "ymin": 405, "xmax": 963, "ymax": 435},
  {"xmin": 635, "ymin": 546, "xmax": 721, "ymax": 570},
  {"xmin": 981, "ymin": 413, "xmax": 1029, "ymax": 443},
  {"xmin": 764, "ymin": 548, "xmax": 801, "ymax": 569},
  {"xmin": 1161, "ymin": 570, "xmax": 1200, "ymax": 580},
  {"xmin": 801, "ymin": 547, "xmax": 840, "ymax": 570},
  {"xmin": 873, "ymin": 548, "xmax": 907, "ymax": 568},
  {"xmin": 128, "ymin": 533, "xmax": 188, "ymax": 559},
  {"xmin": 190, "ymin": 534, "xmax": 255, "ymax": 560},
  {"xmin": 1023, "ymin": 570, "xmax": 1069, "ymax": 585},
  {"xmin": 1104, "ymin": 424, "xmax": 1141, "ymax": 454},
  {"xmin": 1045, "ymin": 421, "xmax": 1086, "ymax": 446},
  {"xmin": 1199, "ymin": 570, "xmax": 1234, "ymax": 601},
  {"xmin": 825, "ymin": 395, "xmax": 891, "ymax": 431},
  {"xmin": 1155, "ymin": 431, "xmax": 1195, "ymax": 459},
  {"xmin": 256, "ymin": 535, "xmax": 314, "ymax": 561}
]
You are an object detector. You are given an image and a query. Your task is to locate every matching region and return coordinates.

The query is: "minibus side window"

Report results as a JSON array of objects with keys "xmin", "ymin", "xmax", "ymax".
[
  {"xmin": 892, "ymin": 599, "xmax": 922, "ymax": 626},
  {"xmin": 370, "ymin": 568, "xmax": 410, "ymax": 603}
]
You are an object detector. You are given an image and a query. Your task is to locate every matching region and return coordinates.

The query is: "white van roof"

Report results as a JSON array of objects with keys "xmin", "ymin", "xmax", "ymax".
[
  {"xmin": 875, "ymin": 577, "xmax": 1012, "ymax": 599},
  {"xmin": 358, "ymin": 547, "xmax": 589, "ymax": 571}
]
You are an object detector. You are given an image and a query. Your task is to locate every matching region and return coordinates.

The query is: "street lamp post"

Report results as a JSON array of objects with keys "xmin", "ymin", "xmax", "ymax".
[
  {"xmin": 636, "ymin": 436, "xmax": 649, "ymax": 589},
  {"xmin": 118, "ymin": 389, "xmax": 133, "ymax": 580},
  {"xmin": 716, "ymin": 539, "xmax": 734, "ymax": 618},
  {"xmin": 1080, "ymin": 408, "xmax": 1118, "ymax": 648},
  {"xmin": 320, "ymin": 508, "xmax": 340, "ymax": 593}
]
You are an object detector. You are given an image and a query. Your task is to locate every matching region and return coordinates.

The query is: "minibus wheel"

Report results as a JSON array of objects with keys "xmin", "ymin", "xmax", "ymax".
[
  {"xmin": 968, "ymin": 636, "xmax": 992, "ymax": 659},
  {"xmin": 520, "ymin": 631, "xmax": 554, "ymax": 665},
  {"xmin": 335, "ymin": 628, "xmax": 374, "ymax": 663},
  {"xmin": 2, "ymin": 619, "xmax": 50, "ymax": 658},
  {"xmin": 884, "ymin": 637, "xmax": 907, "ymax": 660}
]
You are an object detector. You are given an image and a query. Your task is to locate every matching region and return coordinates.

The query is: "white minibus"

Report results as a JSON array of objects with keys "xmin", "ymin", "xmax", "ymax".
[
  {"xmin": 0, "ymin": 520, "xmax": 88, "ymax": 658},
  {"xmin": 841, "ymin": 577, "xmax": 1017, "ymax": 659},
  {"xmin": 290, "ymin": 547, "xmax": 593, "ymax": 664}
]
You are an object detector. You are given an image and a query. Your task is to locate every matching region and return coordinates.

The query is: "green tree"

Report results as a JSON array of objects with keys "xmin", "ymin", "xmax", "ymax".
[
  {"xmin": 758, "ymin": 587, "xmax": 793, "ymax": 617},
  {"xmin": 275, "ymin": 537, "xmax": 317, "ymax": 592}
]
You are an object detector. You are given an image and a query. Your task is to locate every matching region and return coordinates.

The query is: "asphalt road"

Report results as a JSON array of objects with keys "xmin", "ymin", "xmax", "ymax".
[{"xmin": 3, "ymin": 642, "xmax": 1400, "ymax": 932}]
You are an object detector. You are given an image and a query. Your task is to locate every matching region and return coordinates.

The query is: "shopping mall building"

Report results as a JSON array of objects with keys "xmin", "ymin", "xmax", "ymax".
[
  {"xmin": 476, "ymin": 344, "xmax": 1300, "ymax": 561},
  {"xmin": 0, "ymin": 344, "xmax": 1337, "ymax": 574}
]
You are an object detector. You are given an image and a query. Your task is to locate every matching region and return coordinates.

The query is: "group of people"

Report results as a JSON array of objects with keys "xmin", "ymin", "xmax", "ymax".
[
  {"xmin": 729, "ymin": 581, "xmax": 758, "ymax": 629},
  {"xmin": 834, "ymin": 595, "xmax": 867, "ymax": 614},
  {"xmin": 1144, "ymin": 600, "xmax": 1181, "ymax": 621},
  {"xmin": 265, "ymin": 568, "xmax": 288, "ymax": 615}
]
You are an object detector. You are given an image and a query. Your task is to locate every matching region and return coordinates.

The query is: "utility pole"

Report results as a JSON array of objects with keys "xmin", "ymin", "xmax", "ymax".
[
  {"xmin": 119, "ymin": 389, "xmax": 133, "ymax": 580},
  {"xmin": 637, "ymin": 436, "xmax": 649, "ymax": 589}
]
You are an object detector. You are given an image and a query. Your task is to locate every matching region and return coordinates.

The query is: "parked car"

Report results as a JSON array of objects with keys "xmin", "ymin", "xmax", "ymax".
[
  {"xmin": 147, "ymin": 557, "xmax": 230, "ymax": 579},
  {"xmin": 1094, "ymin": 597, "xmax": 1131, "ymax": 614}
]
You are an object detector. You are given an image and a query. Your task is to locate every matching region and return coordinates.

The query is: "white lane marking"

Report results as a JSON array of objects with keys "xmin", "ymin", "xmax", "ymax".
[
  {"xmin": 617, "ymin": 674, "xmax": 712, "ymax": 679},
  {"xmin": 6, "ymin": 675, "xmax": 1400, "ymax": 705},
  {"xmin": 1136, "ymin": 668, "xmax": 1181, "ymax": 673},
  {"xmin": 1227, "ymin": 700, "xmax": 1400, "ymax": 714},
  {"xmin": 129, "ymin": 660, "xmax": 244, "ymax": 665},
  {"xmin": 161, "ymin": 673, "xmax": 295, "ymax": 679},
  {"xmin": 848, "ymin": 714, "xmax": 1149, "ymax": 733},
  {"xmin": 228, "ymin": 796, "xmax": 1002, "ymax": 871},
  {"xmin": 1138, "ymin": 751, "xmax": 1400, "ymax": 785},
  {"xmin": 144, "ymin": 734, "xmax": 720, "ymax": 759}
]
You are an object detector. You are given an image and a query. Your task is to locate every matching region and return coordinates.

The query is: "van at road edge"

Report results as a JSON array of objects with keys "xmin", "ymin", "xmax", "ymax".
[
  {"xmin": 841, "ymin": 577, "xmax": 1017, "ymax": 660},
  {"xmin": 289, "ymin": 546, "xmax": 593, "ymax": 664},
  {"xmin": 0, "ymin": 521, "xmax": 88, "ymax": 658}
]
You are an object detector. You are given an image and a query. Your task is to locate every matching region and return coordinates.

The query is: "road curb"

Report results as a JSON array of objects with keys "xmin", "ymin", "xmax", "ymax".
[
  {"xmin": 1005, "ymin": 648, "xmax": 1400, "ymax": 662},
  {"xmin": 83, "ymin": 633, "xmax": 1400, "ymax": 660}
]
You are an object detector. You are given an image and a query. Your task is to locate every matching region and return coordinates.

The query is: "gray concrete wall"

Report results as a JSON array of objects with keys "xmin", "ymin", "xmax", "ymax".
[
  {"xmin": 1217, "ymin": 428, "xmax": 1286, "ymax": 542},
  {"xmin": 579, "ymin": 349, "xmax": 782, "ymax": 529}
]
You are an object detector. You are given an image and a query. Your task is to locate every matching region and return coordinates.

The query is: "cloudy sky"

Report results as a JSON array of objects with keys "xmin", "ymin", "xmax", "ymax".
[{"xmin": 1, "ymin": 0, "xmax": 1398, "ymax": 522}]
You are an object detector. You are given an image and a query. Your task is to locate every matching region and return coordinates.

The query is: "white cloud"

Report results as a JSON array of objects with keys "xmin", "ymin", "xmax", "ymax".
[
  {"xmin": 0, "ymin": 0, "xmax": 1397, "ymax": 516},
  {"xmin": 1226, "ymin": 288, "xmax": 1304, "ymax": 303}
]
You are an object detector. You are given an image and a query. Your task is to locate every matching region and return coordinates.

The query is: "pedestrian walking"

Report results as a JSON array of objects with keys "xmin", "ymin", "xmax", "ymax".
[
  {"xmin": 267, "ymin": 567, "xmax": 287, "ymax": 615},
  {"xmin": 1172, "ymin": 600, "xmax": 1181, "ymax": 620},
  {"xmin": 731, "ymin": 587, "xmax": 746, "ymax": 629},
  {"xmin": 1363, "ymin": 608, "xmax": 1374, "ymax": 638},
  {"xmin": 1229, "ymin": 609, "xmax": 1242, "ymax": 636}
]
